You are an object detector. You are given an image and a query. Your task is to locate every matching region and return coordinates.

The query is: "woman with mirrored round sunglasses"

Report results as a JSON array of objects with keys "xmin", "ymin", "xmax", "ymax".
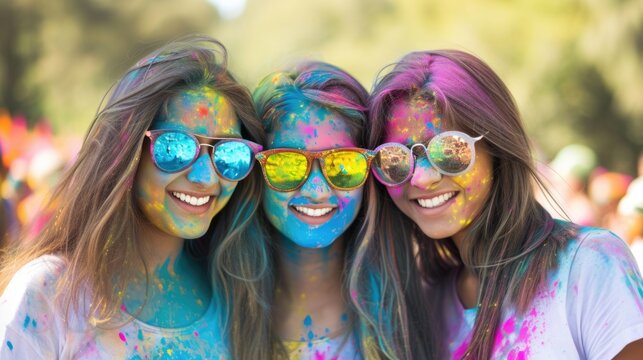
[
  {"xmin": 353, "ymin": 50, "xmax": 643, "ymax": 359},
  {"xmin": 0, "ymin": 36, "xmax": 269, "ymax": 359},
  {"xmin": 251, "ymin": 61, "xmax": 379, "ymax": 359}
]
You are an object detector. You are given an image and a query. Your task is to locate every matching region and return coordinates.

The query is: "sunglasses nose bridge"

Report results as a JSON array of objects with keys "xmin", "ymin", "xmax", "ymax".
[
  {"xmin": 410, "ymin": 143, "xmax": 429, "ymax": 159},
  {"xmin": 298, "ymin": 159, "xmax": 332, "ymax": 197},
  {"xmin": 186, "ymin": 151, "xmax": 220, "ymax": 186}
]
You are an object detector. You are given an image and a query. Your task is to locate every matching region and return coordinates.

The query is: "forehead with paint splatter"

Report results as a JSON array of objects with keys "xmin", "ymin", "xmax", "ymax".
[
  {"xmin": 384, "ymin": 95, "xmax": 442, "ymax": 145},
  {"xmin": 152, "ymin": 86, "xmax": 241, "ymax": 137},
  {"xmin": 267, "ymin": 99, "xmax": 356, "ymax": 150}
]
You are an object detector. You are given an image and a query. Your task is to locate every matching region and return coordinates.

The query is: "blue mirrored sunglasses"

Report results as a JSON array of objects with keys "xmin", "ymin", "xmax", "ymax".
[{"xmin": 145, "ymin": 129, "xmax": 263, "ymax": 181}]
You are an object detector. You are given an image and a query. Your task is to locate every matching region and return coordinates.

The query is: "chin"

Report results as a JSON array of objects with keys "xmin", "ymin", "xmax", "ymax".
[
  {"xmin": 166, "ymin": 223, "xmax": 209, "ymax": 240},
  {"xmin": 417, "ymin": 223, "xmax": 456, "ymax": 240}
]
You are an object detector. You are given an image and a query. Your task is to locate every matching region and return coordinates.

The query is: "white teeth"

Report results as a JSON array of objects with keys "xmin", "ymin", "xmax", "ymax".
[
  {"xmin": 417, "ymin": 192, "xmax": 456, "ymax": 209},
  {"xmin": 172, "ymin": 192, "xmax": 210, "ymax": 206},
  {"xmin": 294, "ymin": 206, "xmax": 334, "ymax": 217}
]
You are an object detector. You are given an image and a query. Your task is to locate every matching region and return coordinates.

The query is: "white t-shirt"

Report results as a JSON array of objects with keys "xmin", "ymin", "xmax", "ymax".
[
  {"xmin": 283, "ymin": 331, "xmax": 361, "ymax": 360},
  {"xmin": 630, "ymin": 237, "xmax": 643, "ymax": 273},
  {"xmin": 0, "ymin": 255, "xmax": 230, "ymax": 359},
  {"xmin": 444, "ymin": 227, "xmax": 643, "ymax": 360}
]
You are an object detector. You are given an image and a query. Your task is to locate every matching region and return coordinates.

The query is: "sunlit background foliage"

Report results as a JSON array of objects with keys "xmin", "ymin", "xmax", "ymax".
[{"xmin": 1, "ymin": 0, "xmax": 641, "ymax": 173}]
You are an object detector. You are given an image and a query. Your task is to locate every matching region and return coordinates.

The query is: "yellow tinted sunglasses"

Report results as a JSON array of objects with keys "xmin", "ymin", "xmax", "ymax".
[{"xmin": 255, "ymin": 148, "xmax": 374, "ymax": 192}]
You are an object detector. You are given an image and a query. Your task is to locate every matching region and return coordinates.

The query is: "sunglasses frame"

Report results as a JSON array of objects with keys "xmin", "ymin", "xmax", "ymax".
[
  {"xmin": 255, "ymin": 147, "xmax": 375, "ymax": 192},
  {"xmin": 372, "ymin": 130, "xmax": 484, "ymax": 187},
  {"xmin": 145, "ymin": 129, "xmax": 263, "ymax": 181}
]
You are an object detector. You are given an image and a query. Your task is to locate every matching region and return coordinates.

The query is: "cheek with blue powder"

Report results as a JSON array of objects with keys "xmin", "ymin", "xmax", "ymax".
[{"xmin": 263, "ymin": 186, "xmax": 363, "ymax": 248}]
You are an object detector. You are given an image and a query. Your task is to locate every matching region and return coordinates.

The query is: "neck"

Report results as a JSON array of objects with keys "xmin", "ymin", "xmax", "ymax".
[
  {"xmin": 137, "ymin": 219, "xmax": 185, "ymax": 269},
  {"xmin": 122, "ymin": 221, "xmax": 211, "ymax": 328},
  {"xmin": 451, "ymin": 232, "xmax": 480, "ymax": 309},
  {"xmin": 273, "ymin": 233, "xmax": 350, "ymax": 342}
]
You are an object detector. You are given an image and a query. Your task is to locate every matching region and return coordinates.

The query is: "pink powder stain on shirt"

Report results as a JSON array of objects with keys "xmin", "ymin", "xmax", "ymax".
[
  {"xmin": 507, "ymin": 348, "xmax": 528, "ymax": 360},
  {"xmin": 545, "ymin": 280, "xmax": 560, "ymax": 298},
  {"xmin": 514, "ymin": 321, "xmax": 532, "ymax": 355},
  {"xmin": 314, "ymin": 350, "xmax": 338, "ymax": 360},
  {"xmin": 502, "ymin": 317, "xmax": 516, "ymax": 334},
  {"xmin": 194, "ymin": 331, "xmax": 200, "ymax": 337},
  {"xmin": 452, "ymin": 339, "xmax": 470, "ymax": 360},
  {"xmin": 118, "ymin": 332, "xmax": 127, "ymax": 343}
]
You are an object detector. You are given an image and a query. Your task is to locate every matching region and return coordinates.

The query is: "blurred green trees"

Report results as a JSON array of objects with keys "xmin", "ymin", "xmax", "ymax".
[
  {"xmin": 0, "ymin": 0, "xmax": 218, "ymax": 133},
  {"xmin": 1, "ymin": 0, "xmax": 641, "ymax": 173}
]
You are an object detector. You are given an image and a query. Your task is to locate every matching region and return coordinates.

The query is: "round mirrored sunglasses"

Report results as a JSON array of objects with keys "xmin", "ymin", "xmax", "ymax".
[
  {"xmin": 371, "ymin": 130, "xmax": 484, "ymax": 186},
  {"xmin": 145, "ymin": 129, "xmax": 263, "ymax": 182}
]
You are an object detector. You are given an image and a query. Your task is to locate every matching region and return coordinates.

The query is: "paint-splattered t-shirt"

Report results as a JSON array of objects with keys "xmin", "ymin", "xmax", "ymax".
[
  {"xmin": 445, "ymin": 227, "xmax": 643, "ymax": 360},
  {"xmin": 0, "ymin": 255, "xmax": 230, "ymax": 359},
  {"xmin": 283, "ymin": 331, "xmax": 361, "ymax": 360}
]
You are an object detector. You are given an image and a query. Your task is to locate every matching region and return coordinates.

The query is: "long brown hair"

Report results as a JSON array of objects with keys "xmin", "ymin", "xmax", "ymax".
[
  {"xmin": 362, "ymin": 50, "xmax": 574, "ymax": 359},
  {"xmin": 0, "ymin": 35, "xmax": 270, "ymax": 359}
]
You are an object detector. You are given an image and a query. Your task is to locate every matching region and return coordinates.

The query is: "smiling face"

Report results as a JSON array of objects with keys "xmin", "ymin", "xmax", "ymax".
[
  {"xmin": 262, "ymin": 100, "xmax": 363, "ymax": 248},
  {"xmin": 383, "ymin": 96, "xmax": 493, "ymax": 246},
  {"xmin": 134, "ymin": 86, "xmax": 242, "ymax": 241}
]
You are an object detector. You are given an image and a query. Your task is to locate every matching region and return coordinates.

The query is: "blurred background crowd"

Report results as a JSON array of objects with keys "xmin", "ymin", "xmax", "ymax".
[{"xmin": 0, "ymin": 0, "xmax": 641, "ymax": 267}]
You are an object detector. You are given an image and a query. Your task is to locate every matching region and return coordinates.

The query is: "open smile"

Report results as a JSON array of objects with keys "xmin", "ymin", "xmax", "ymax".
[
  {"xmin": 415, "ymin": 191, "xmax": 458, "ymax": 209},
  {"xmin": 290, "ymin": 205, "xmax": 337, "ymax": 226},
  {"xmin": 169, "ymin": 191, "xmax": 216, "ymax": 214}
]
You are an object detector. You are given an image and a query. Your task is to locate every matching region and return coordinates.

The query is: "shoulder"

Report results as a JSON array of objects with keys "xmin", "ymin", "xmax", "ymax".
[
  {"xmin": 567, "ymin": 227, "xmax": 638, "ymax": 273},
  {"xmin": 561, "ymin": 227, "xmax": 643, "ymax": 359},
  {"xmin": 0, "ymin": 255, "xmax": 67, "ymax": 324},
  {"xmin": 3, "ymin": 255, "xmax": 67, "ymax": 295}
]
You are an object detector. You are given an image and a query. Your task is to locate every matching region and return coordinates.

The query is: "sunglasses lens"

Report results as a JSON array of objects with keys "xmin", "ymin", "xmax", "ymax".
[
  {"xmin": 373, "ymin": 145, "xmax": 412, "ymax": 185},
  {"xmin": 323, "ymin": 151, "xmax": 368, "ymax": 189},
  {"xmin": 214, "ymin": 141, "xmax": 253, "ymax": 181},
  {"xmin": 428, "ymin": 134, "xmax": 473, "ymax": 175},
  {"xmin": 152, "ymin": 131, "xmax": 198, "ymax": 172},
  {"xmin": 264, "ymin": 152, "xmax": 308, "ymax": 191}
]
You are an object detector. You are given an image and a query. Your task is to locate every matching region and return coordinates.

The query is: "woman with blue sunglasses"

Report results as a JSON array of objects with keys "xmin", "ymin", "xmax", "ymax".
[
  {"xmin": 0, "ymin": 36, "xmax": 267, "ymax": 359},
  {"xmin": 352, "ymin": 50, "xmax": 643, "ymax": 359}
]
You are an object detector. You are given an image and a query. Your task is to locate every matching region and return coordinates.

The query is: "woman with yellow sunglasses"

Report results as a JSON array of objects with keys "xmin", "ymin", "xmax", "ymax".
[{"xmin": 252, "ymin": 61, "xmax": 371, "ymax": 359}]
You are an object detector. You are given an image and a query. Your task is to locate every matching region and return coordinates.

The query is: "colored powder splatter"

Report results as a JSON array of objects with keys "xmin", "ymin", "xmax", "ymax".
[
  {"xmin": 6, "ymin": 341, "xmax": 13, "ymax": 351},
  {"xmin": 194, "ymin": 331, "xmax": 200, "ymax": 337},
  {"xmin": 138, "ymin": 329, "xmax": 144, "ymax": 341},
  {"xmin": 22, "ymin": 315, "xmax": 30, "ymax": 329},
  {"xmin": 452, "ymin": 339, "xmax": 470, "ymax": 360},
  {"xmin": 303, "ymin": 315, "xmax": 313, "ymax": 327},
  {"xmin": 198, "ymin": 106, "xmax": 209, "ymax": 117},
  {"xmin": 502, "ymin": 317, "xmax": 515, "ymax": 334},
  {"xmin": 508, "ymin": 349, "xmax": 528, "ymax": 360},
  {"xmin": 118, "ymin": 332, "xmax": 127, "ymax": 343}
]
